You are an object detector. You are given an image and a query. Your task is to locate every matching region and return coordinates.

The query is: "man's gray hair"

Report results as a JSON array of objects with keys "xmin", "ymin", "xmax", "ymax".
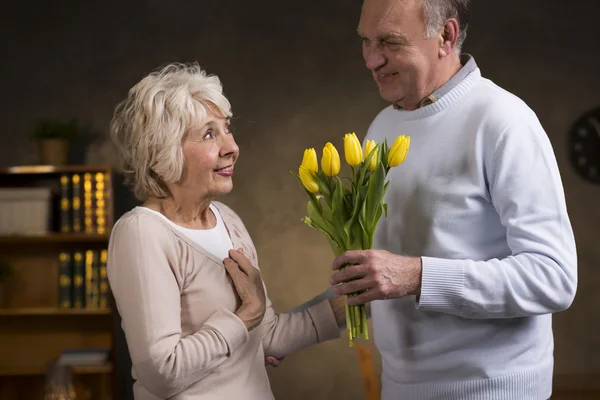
[{"xmin": 422, "ymin": 0, "xmax": 470, "ymax": 53}]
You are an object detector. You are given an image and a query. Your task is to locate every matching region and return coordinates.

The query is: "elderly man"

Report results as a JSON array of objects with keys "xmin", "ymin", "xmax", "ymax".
[{"xmin": 326, "ymin": 0, "xmax": 578, "ymax": 399}]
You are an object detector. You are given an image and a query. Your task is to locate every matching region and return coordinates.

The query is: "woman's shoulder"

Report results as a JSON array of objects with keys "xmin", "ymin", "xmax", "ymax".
[{"xmin": 111, "ymin": 207, "xmax": 176, "ymax": 241}]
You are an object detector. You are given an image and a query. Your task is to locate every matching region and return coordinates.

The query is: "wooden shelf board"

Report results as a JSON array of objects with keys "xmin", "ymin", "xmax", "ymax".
[
  {"xmin": 0, "ymin": 308, "xmax": 112, "ymax": 316},
  {"xmin": 0, "ymin": 165, "xmax": 112, "ymax": 175},
  {"xmin": 0, "ymin": 233, "xmax": 109, "ymax": 244},
  {"xmin": 0, "ymin": 363, "xmax": 112, "ymax": 376}
]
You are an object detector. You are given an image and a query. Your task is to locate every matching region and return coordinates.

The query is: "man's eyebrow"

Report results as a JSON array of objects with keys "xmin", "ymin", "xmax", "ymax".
[
  {"xmin": 379, "ymin": 33, "xmax": 409, "ymax": 43},
  {"xmin": 356, "ymin": 30, "xmax": 409, "ymax": 44}
]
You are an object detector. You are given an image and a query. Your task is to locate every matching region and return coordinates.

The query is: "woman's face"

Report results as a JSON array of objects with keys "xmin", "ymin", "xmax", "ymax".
[{"xmin": 180, "ymin": 110, "xmax": 239, "ymax": 199}]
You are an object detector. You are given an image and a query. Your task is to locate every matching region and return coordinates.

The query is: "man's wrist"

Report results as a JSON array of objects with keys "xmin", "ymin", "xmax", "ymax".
[{"xmin": 413, "ymin": 256, "xmax": 423, "ymax": 298}]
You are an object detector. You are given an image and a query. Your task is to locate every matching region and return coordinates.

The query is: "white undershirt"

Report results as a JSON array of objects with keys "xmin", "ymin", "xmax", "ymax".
[{"xmin": 138, "ymin": 204, "xmax": 233, "ymax": 261}]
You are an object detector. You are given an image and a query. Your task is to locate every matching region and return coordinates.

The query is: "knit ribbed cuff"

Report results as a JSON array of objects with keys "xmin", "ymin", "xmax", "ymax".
[
  {"xmin": 306, "ymin": 299, "xmax": 341, "ymax": 342},
  {"xmin": 416, "ymin": 257, "xmax": 465, "ymax": 313},
  {"xmin": 204, "ymin": 308, "xmax": 249, "ymax": 355}
]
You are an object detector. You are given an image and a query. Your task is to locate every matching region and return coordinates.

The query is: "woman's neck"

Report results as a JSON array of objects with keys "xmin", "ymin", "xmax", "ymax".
[{"xmin": 145, "ymin": 192, "xmax": 216, "ymax": 230}]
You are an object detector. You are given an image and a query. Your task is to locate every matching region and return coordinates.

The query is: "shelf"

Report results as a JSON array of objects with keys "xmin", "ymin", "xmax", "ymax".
[
  {"xmin": 0, "ymin": 308, "xmax": 112, "ymax": 316},
  {"xmin": 0, "ymin": 363, "xmax": 113, "ymax": 376},
  {"xmin": 0, "ymin": 233, "xmax": 109, "ymax": 245},
  {"xmin": 0, "ymin": 165, "xmax": 112, "ymax": 175}
]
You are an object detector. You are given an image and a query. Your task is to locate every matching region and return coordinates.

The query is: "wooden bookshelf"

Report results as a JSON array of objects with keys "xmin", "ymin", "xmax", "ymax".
[
  {"xmin": 0, "ymin": 164, "xmax": 113, "ymax": 175},
  {"xmin": 0, "ymin": 363, "xmax": 113, "ymax": 376},
  {"xmin": 0, "ymin": 164, "xmax": 117, "ymax": 400},
  {"xmin": 0, "ymin": 233, "xmax": 110, "ymax": 245},
  {"xmin": 0, "ymin": 307, "xmax": 112, "ymax": 316}
]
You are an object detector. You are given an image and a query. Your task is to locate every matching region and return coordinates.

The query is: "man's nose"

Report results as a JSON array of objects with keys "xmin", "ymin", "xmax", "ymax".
[{"xmin": 364, "ymin": 47, "xmax": 386, "ymax": 71}]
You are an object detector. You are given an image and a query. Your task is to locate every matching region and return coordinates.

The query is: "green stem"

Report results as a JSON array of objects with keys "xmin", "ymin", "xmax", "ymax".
[{"xmin": 361, "ymin": 305, "xmax": 369, "ymax": 340}]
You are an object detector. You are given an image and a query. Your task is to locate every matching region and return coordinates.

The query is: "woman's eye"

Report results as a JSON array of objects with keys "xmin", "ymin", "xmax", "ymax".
[
  {"xmin": 226, "ymin": 125, "xmax": 234, "ymax": 135},
  {"xmin": 203, "ymin": 131, "xmax": 214, "ymax": 140}
]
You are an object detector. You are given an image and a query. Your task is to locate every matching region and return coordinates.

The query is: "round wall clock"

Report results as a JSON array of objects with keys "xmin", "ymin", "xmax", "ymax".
[{"xmin": 568, "ymin": 107, "xmax": 600, "ymax": 184}]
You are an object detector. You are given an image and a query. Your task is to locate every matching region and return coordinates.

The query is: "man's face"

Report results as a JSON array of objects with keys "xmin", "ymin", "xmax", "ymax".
[{"xmin": 358, "ymin": 0, "xmax": 441, "ymax": 109}]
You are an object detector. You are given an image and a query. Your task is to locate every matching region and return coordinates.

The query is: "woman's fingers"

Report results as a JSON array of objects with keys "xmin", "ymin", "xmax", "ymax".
[
  {"xmin": 229, "ymin": 249, "xmax": 256, "ymax": 275},
  {"xmin": 223, "ymin": 257, "xmax": 241, "ymax": 277}
]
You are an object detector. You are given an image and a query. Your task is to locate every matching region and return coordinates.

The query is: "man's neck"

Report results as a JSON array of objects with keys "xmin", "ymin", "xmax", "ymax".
[{"xmin": 395, "ymin": 56, "xmax": 463, "ymax": 110}]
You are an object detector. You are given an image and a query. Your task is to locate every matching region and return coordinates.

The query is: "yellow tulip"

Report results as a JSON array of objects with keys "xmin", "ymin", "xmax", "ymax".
[
  {"xmin": 299, "ymin": 165, "xmax": 319, "ymax": 193},
  {"xmin": 344, "ymin": 132, "xmax": 363, "ymax": 167},
  {"xmin": 321, "ymin": 142, "xmax": 341, "ymax": 176},
  {"xmin": 364, "ymin": 140, "xmax": 378, "ymax": 171},
  {"xmin": 388, "ymin": 135, "xmax": 410, "ymax": 167},
  {"xmin": 301, "ymin": 148, "xmax": 318, "ymax": 173}
]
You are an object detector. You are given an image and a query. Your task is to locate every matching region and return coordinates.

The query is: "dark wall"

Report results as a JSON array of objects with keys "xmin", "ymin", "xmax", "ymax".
[{"xmin": 2, "ymin": 0, "xmax": 599, "ymax": 398}]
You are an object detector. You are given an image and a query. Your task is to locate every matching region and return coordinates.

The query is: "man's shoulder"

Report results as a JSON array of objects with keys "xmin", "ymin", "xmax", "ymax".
[{"xmin": 469, "ymin": 76, "xmax": 537, "ymax": 121}]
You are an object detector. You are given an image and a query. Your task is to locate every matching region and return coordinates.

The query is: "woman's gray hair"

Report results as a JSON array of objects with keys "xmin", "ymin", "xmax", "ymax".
[
  {"xmin": 110, "ymin": 62, "xmax": 232, "ymax": 201},
  {"xmin": 422, "ymin": 0, "xmax": 469, "ymax": 53}
]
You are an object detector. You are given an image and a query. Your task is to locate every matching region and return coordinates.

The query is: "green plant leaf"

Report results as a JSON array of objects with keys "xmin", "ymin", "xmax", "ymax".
[
  {"xmin": 315, "ymin": 171, "xmax": 333, "ymax": 209},
  {"xmin": 382, "ymin": 137, "xmax": 390, "ymax": 173},
  {"xmin": 331, "ymin": 177, "xmax": 349, "ymax": 246},
  {"xmin": 344, "ymin": 185, "xmax": 367, "ymax": 247},
  {"xmin": 307, "ymin": 200, "xmax": 343, "ymax": 248},
  {"xmin": 365, "ymin": 162, "xmax": 385, "ymax": 232},
  {"xmin": 290, "ymin": 170, "xmax": 322, "ymax": 214}
]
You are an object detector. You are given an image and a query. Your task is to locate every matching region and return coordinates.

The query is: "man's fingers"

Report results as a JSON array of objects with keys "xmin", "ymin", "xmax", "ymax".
[
  {"xmin": 346, "ymin": 289, "xmax": 379, "ymax": 306},
  {"xmin": 332, "ymin": 250, "xmax": 367, "ymax": 270},
  {"xmin": 332, "ymin": 278, "xmax": 373, "ymax": 297},
  {"xmin": 330, "ymin": 264, "xmax": 368, "ymax": 286}
]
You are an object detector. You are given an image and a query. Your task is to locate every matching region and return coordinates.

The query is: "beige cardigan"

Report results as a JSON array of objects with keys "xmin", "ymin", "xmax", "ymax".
[{"xmin": 107, "ymin": 203, "xmax": 340, "ymax": 399}]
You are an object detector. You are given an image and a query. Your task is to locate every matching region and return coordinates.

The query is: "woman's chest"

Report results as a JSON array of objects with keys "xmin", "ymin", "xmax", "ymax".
[{"xmin": 178, "ymin": 258, "xmax": 241, "ymax": 335}]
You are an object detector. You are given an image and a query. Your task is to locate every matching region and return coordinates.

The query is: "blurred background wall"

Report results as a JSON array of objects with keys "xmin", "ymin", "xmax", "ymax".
[{"xmin": 1, "ymin": 0, "xmax": 599, "ymax": 398}]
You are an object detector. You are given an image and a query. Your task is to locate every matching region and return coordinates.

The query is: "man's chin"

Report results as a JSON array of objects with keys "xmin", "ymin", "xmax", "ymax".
[{"xmin": 377, "ymin": 87, "xmax": 402, "ymax": 104}]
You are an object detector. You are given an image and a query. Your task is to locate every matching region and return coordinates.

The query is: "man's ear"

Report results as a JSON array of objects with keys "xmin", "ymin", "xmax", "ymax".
[{"xmin": 438, "ymin": 18, "xmax": 459, "ymax": 57}]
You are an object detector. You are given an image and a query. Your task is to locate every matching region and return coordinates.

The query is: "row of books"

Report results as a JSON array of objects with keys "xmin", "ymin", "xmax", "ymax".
[
  {"xmin": 58, "ymin": 249, "xmax": 110, "ymax": 309},
  {"xmin": 59, "ymin": 172, "xmax": 110, "ymax": 234}
]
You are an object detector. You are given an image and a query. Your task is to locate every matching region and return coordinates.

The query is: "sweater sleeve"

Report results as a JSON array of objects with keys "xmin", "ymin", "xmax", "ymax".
[
  {"xmin": 107, "ymin": 214, "xmax": 248, "ymax": 398},
  {"xmin": 260, "ymin": 289, "xmax": 341, "ymax": 359},
  {"xmin": 416, "ymin": 113, "xmax": 577, "ymax": 318}
]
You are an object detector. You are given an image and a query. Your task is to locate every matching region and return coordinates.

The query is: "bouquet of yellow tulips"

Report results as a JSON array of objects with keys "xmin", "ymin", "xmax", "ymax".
[{"xmin": 293, "ymin": 132, "xmax": 410, "ymax": 346}]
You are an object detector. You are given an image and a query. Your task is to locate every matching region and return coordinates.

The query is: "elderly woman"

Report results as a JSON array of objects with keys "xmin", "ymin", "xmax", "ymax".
[{"xmin": 107, "ymin": 63, "xmax": 344, "ymax": 400}]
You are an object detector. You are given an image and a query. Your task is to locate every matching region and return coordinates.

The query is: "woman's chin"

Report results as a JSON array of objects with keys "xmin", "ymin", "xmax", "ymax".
[{"xmin": 215, "ymin": 182, "xmax": 234, "ymax": 196}]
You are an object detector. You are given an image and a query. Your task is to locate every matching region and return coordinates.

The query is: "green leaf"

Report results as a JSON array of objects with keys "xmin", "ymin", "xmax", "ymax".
[
  {"xmin": 365, "ymin": 162, "xmax": 385, "ymax": 232},
  {"xmin": 301, "ymin": 217, "xmax": 338, "ymax": 245},
  {"xmin": 315, "ymin": 171, "xmax": 333, "ymax": 209},
  {"xmin": 344, "ymin": 185, "xmax": 366, "ymax": 244},
  {"xmin": 372, "ymin": 205, "xmax": 384, "ymax": 232},
  {"xmin": 290, "ymin": 170, "xmax": 322, "ymax": 214},
  {"xmin": 382, "ymin": 138, "xmax": 390, "ymax": 173},
  {"xmin": 304, "ymin": 203, "xmax": 342, "ymax": 249},
  {"xmin": 358, "ymin": 200, "xmax": 369, "ymax": 249},
  {"xmin": 331, "ymin": 177, "xmax": 349, "ymax": 247},
  {"xmin": 383, "ymin": 202, "xmax": 388, "ymax": 218}
]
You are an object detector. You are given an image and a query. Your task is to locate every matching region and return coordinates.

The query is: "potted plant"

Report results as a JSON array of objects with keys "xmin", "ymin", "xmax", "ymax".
[
  {"xmin": 33, "ymin": 119, "xmax": 81, "ymax": 165},
  {"xmin": 0, "ymin": 263, "xmax": 13, "ymax": 308}
]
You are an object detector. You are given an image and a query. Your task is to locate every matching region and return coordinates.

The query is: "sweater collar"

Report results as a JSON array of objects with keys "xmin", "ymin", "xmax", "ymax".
[{"xmin": 393, "ymin": 54, "xmax": 478, "ymax": 111}]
